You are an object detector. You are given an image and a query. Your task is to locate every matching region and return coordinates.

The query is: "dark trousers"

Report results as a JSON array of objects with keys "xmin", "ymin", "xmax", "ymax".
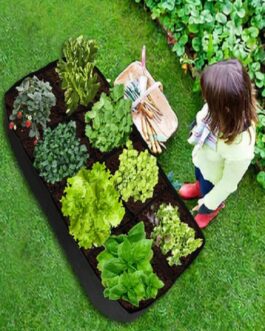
[
  {"xmin": 195, "ymin": 167, "xmax": 214, "ymax": 214},
  {"xmin": 195, "ymin": 167, "xmax": 214, "ymax": 196}
]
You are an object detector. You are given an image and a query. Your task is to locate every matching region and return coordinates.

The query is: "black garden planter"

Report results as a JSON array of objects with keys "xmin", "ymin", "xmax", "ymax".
[{"xmin": 4, "ymin": 60, "xmax": 205, "ymax": 322}]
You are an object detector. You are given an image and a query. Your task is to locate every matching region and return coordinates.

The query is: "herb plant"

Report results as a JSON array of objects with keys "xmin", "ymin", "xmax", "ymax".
[
  {"xmin": 97, "ymin": 222, "xmax": 164, "ymax": 307},
  {"xmin": 9, "ymin": 76, "xmax": 56, "ymax": 139},
  {"xmin": 85, "ymin": 84, "xmax": 133, "ymax": 152},
  {"xmin": 61, "ymin": 163, "xmax": 125, "ymax": 249},
  {"xmin": 56, "ymin": 36, "xmax": 99, "ymax": 114},
  {"xmin": 151, "ymin": 204, "xmax": 203, "ymax": 266},
  {"xmin": 33, "ymin": 121, "xmax": 88, "ymax": 184},
  {"xmin": 114, "ymin": 140, "xmax": 159, "ymax": 202}
]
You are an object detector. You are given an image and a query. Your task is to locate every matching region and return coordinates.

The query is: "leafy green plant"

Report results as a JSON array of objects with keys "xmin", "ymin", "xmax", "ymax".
[
  {"xmin": 33, "ymin": 121, "xmax": 88, "ymax": 184},
  {"xmin": 9, "ymin": 76, "xmax": 56, "ymax": 139},
  {"xmin": 151, "ymin": 203, "xmax": 203, "ymax": 266},
  {"xmin": 97, "ymin": 221, "xmax": 164, "ymax": 306},
  {"xmin": 56, "ymin": 36, "xmax": 99, "ymax": 115},
  {"xmin": 114, "ymin": 140, "xmax": 159, "ymax": 202},
  {"xmin": 61, "ymin": 163, "xmax": 125, "ymax": 249},
  {"xmin": 85, "ymin": 85, "xmax": 133, "ymax": 152},
  {"xmin": 135, "ymin": 0, "xmax": 265, "ymax": 95}
]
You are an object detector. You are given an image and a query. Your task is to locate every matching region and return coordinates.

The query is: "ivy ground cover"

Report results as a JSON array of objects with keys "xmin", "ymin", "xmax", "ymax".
[{"xmin": 0, "ymin": 0, "xmax": 265, "ymax": 330}]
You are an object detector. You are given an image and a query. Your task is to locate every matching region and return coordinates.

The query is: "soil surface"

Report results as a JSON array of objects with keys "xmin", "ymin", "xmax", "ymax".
[{"xmin": 5, "ymin": 60, "xmax": 204, "ymax": 313}]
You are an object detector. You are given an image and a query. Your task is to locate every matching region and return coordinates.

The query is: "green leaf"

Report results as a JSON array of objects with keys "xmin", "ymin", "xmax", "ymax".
[
  {"xmin": 172, "ymin": 43, "xmax": 185, "ymax": 56},
  {"xmin": 191, "ymin": 37, "xmax": 201, "ymax": 52},
  {"xmin": 222, "ymin": 3, "xmax": 232, "ymax": 15},
  {"xmin": 237, "ymin": 8, "xmax": 246, "ymax": 18},
  {"xmin": 179, "ymin": 33, "xmax": 188, "ymax": 46},
  {"xmin": 216, "ymin": 13, "xmax": 227, "ymax": 24},
  {"xmin": 127, "ymin": 222, "xmax": 146, "ymax": 242},
  {"xmin": 111, "ymin": 84, "xmax": 125, "ymax": 101},
  {"xmin": 102, "ymin": 258, "xmax": 126, "ymax": 278},
  {"xmin": 255, "ymin": 72, "xmax": 264, "ymax": 81}
]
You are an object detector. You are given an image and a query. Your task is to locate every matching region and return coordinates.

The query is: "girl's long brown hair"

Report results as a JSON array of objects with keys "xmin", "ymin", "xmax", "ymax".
[{"xmin": 200, "ymin": 59, "xmax": 257, "ymax": 144}]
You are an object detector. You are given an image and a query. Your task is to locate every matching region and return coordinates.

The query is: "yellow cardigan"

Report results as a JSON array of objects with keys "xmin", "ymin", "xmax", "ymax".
[{"xmin": 190, "ymin": 104, "xmax": 256, "ymax": 210}]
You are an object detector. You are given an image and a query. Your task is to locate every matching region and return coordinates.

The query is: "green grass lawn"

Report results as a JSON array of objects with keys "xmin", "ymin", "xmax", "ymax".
[{"xmin": 0, "ymin": 1, "xmax": 264, "ymax": 330}]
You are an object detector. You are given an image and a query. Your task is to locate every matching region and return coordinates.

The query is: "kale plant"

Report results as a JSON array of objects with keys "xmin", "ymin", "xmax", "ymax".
[
  {"xmin": 33, "ymin": 121, "xmax": 88, "ymax": 183},
  {"xmin": 85, "ymin": 84, "xmax": 132, "ymax": 152},
  {"xmin": 56, "ymin": 36, "xmax": 99, "ymax": 114},
  {"xmin": 61, "ymin": 163, "xmax": 125, "ymax": 249},
  {"xmin": 151, "ymin": 204, "xmax": 203, "ymax": 266},
  {"xmin": 114, "ymin": 140, "xmax": 158, "ymax": 202},
  {"xmin": 97, "ymin": 222, "xmax": 164, "ymax": 306},
  {"xmin": 9, "ymin": 76, "xmax": 56, "ymax": 139}
]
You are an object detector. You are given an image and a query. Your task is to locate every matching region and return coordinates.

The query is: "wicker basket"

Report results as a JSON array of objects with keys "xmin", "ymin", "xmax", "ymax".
[{"xmin": 114, "ymin": 61, "xmax": 178, "ymax": 150}]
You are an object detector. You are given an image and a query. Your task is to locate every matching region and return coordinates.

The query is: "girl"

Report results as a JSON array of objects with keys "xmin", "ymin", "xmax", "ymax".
[{"xmin": 179, "ymin": 59, "xmax": 257, "ymax": 229}]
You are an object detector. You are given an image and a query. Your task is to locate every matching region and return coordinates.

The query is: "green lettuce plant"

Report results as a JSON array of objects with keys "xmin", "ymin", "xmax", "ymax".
[
  {"xmin": 97, "ymin": 222, "xmax": 164, "ymax": 306},
  {"xmin": 61, "ymin": 163, "xmax": 125, "ymax": 249},
  {"xmin": 56, "ymin": 36, "xmax": 99, "ymax": 115},
  {"xmin": 85, "ymin": 84, "xmax": 133, "ymax": 152},
  {"xmin": 33, "ymin": 121, "xmax": 88, "ymax": 183},
  {"xmin": 114, "ymin": 140, "xmax": 159, "ymax": 202},
  {"xmin": 151, "ymin": 204, "xmax": 203, "ymax": 266},
  {"xmin": 9, "ymin": 76, "xmax": 56, "ymax": 139}
]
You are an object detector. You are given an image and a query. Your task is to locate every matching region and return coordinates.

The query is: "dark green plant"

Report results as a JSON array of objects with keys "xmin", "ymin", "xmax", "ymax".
[
  {"xmin": 85, "ymin": 84, "xmax": 133, "ymax": 152},
  {"xmin": 9, "ymin": 76, "xmax": 56, "ymax": 139},
  {"xmin": 56, "ymin": 36, "xmax": 99, "ymax": 115},
  {"xmin": 151, "ymin": 203, "xmax": 203, "ymax": 266},
  {"xmin": 114, "ymin": 140, "xmax": 159, "ymax": 202},
  {"xmin": 97, "ymin": 222, "xmax": 164, "ymax": 307},
  {"xmin": 33, "ymin": 121, "xmax": 88, "ymax": 184},
  {"xmin": 61, "ymin": 163, "xmax": 125, "ymax": 249}
]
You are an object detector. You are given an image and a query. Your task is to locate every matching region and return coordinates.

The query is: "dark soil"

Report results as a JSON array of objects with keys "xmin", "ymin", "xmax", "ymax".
[{"xmin": 5, "ymin": 60, "xmax": 204, "ymax": 314}]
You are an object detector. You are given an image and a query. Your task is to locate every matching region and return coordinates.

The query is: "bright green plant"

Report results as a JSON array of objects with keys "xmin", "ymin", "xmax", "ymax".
[
  {"xmin": 61, "ymin": 163, "xmax": 125, "ymax": 249},
  {"xmin": 151, "ymin": 203, "xmax": 203, "ymax": 266},
  {"xmin": 97, "ymin": 221, "xmax": 164, "ymax": 306},
  {"xmin": 85, "ymin": 85, "xmax": 133, "ymax": 152},
  {"xmin": 56, "ymin": 36, "xmax": 99, "ymax": 115},
  {"xmin": 33, "ymin": 121, "xmax": 88, "ymax": 184},
  {"xmin": 9, "ymin": 76, "xmax": 56, "ymax": 139},
  {"xmin": 114, "ymin": 140, "xmax": 159, "ymax": 202}
]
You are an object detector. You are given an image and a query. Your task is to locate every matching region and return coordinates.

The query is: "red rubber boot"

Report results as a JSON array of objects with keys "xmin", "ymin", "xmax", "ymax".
[
  {"xmin": 195, "ymin": 203, "xmax": 225, "ymax": 229},
  {"xmin": 178, "ymin": 181, "xmax": 201, "ymax": 200}
]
